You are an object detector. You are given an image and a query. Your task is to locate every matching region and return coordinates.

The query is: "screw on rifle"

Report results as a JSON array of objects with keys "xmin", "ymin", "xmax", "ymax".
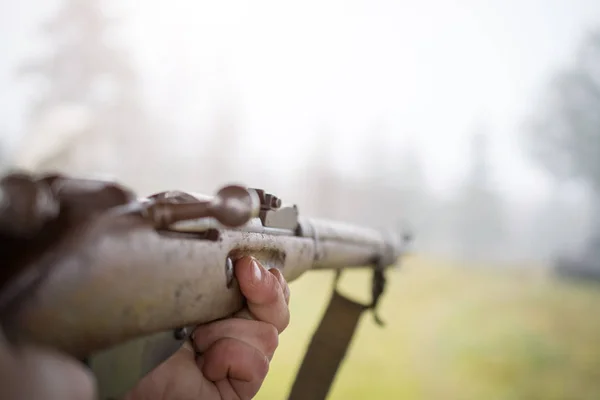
[
  {"xmin": 225, "ymin": 256, "xmax": 234, "ymax": 288},
  {"xmin": 173, "ymin": 327, "xmax": 188, "ymax": 340}
]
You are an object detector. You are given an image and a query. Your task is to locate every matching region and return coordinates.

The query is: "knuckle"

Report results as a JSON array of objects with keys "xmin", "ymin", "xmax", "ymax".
[
  {"xmin": 192, "ymin": 323, "xmax": 209, "ymax": 341},
  {"xmin": 260, "ymin": 274, "xmax": 282, "ymax": 304},
  {"xmin": 214, "ymin": 337, "xmax": 238, "ymax": 356},
  {"xmin": 192, "ymin": 320, "xmax": 222, "ymax": 347},
  {"xmin": 248, "ymin": 269, "xmax": 288, "ymax": 308},
  {"xmin": 276, "ymin": 302, "xmax": 291, "ymax": 333},
  {"xmin": 253, "ymin": 351, "xmax": 270, "ymax": 381},
  {"xmin": 279, "ymin": 310, "xmax": 290, "ymax": 332},
  {"xmin": 271, "ymin": 269, "xmax": 288, "ymax": 293},
  {"xmin": 259, "ymin": 324, "xmax": 279, "ymax": 355}
]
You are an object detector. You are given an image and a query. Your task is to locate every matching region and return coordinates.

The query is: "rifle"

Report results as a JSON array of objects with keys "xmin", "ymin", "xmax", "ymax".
[{"xmin": 0, "ymin": 172, "xmax": 412, "ymax": 399}]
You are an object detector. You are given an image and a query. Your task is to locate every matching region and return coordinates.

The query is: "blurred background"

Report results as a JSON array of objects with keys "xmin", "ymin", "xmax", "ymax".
[{"xmin": 2, "ymin": 0, "xmax": 600, "ymax": 398}]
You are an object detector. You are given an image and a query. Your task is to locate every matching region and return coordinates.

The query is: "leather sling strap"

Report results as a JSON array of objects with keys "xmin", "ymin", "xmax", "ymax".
[{"xmin": 287, "ymin": 267, "xmax": 387, "ymax": 400}]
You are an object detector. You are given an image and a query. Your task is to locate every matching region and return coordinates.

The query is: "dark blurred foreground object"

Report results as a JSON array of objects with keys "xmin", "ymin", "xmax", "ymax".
[
  {"xmin": 554, "ymin": 234, "xmax": 600, "ymax": 282},
  {"xmin": 0, "ymin": 171, "xmax": 413, "ymax": 400}
]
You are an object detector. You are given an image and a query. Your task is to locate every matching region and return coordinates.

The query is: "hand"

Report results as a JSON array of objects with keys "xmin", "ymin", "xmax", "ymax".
[
  {"xmin": 0, "ymin": 331, "xmax": 95, "ymax": 400},
  {"xmin": 124, "ymin": 256, "xmax": 291, "ymax": 400}
]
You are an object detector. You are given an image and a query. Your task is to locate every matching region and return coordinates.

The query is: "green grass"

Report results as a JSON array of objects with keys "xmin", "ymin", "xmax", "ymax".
[{"xmin": 256, "ymin": 257, "xmax": 600, "ymax": 400}]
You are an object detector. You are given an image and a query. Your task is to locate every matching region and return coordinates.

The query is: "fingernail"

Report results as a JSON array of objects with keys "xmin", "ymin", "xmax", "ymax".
[{"xmin": 251, "ymin": 258, "xmax": 262, "ymax": 284}]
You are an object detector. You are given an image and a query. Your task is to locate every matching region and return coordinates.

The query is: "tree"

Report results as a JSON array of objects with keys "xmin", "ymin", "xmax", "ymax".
[
  {"xmin": 19, "ymin": 0, "xmax": 137, "ymax": 118},
  {"xmin": 14, "ymin": 0, "xmax": 164, "ymax": 189},
  {"xmin": 302, "ymin": 126, "xmax": 342, "ymax": 218},
  {"xmin": 362, "ymin": 122, "xmax": 393, "ymax": 187},
  {"xmin": 525, "ymin": 29, "xmax": 600, "ymax": 271},
  {"xmin": 199, "ymin": 103, "xmax": 243, "ymax": 191},
  {"xmin": 528, "ymin": 183, "xmax": 591, "ymax": 262},
  {"xmin": 452, "ymin": 127, "xmax": 508, "ymax": 263},
  {"xmin": 526, "ymin": 29, "xmax": 600, "ymax": 193},
  {"xmin": 357, "ymin": 123, "xmax": 397, "ymax": 228},
  {"xmin": 392, "ymin": 141, "xmax": 434, "ymax": 252},
  {"xmin": 0, "ymin": 137, "xmax": 7, "ymax": 172}
]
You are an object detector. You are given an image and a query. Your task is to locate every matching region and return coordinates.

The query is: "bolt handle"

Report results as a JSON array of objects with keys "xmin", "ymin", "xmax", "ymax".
[{"xmin": 143, "ymin": 185, "xmax": 261, "ymax": 228}]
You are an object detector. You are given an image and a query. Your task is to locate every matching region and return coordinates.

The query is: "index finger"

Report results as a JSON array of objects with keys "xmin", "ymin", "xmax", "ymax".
[{"xmin": 234, "ymin": 257, "xmax": 290, "ymax": 333}]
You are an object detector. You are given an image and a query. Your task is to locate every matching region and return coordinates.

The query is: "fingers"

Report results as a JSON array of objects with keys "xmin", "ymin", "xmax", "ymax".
[
  {"xmin": 124, "ymin": 340, "xmax": 214, "ymax": 400},
  {"xmin": 0, "ymin": 344, "xmax": 96, "ymax": 400},
  {"xmin": 193, "ymin": 318, "xmax": 279, "ymax": 359},
  {"xmin": 192, "ymin": 257, "xmax": 289, "ymax": 360},
  {"xmin": 234, "ymin": 257, "xmax": 290, "ymax": 333},
  {"xmin": 22, "ymin": 349, "xmax": 96, "ymax": 400},
  {"xmin": 232, "ymin": 267, "xmax": 289, "ymax": 321},
  {"xmin": 200, "ymin": 338, "xmax": 269, "ymax": 400},
  {"xmin": 185, "ymin": 257, "xmax": 290, "ymax": 399},
  {"xmin": 270, "ymin": 267, "xmax": 291, "ymax": 306}
]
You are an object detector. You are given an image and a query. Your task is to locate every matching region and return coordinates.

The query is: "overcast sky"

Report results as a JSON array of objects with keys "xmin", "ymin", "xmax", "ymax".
[{"xmin": 2, "ymin": 0, "xmax": 600, "ymax": 202}]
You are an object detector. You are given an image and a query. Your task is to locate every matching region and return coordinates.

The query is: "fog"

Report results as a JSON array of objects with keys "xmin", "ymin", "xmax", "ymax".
[{"xmin": 2, "ymin": 0, "xmax": 600, "ymax": 266}]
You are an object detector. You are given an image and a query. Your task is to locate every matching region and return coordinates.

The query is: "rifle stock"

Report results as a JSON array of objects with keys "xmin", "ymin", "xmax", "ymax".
[{"xmin": 0, "ymin": 172, "xmax": 410, "ymax": 399}]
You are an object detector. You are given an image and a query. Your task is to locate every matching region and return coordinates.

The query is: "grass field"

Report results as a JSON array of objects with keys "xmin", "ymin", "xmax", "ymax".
[{"xmin": 256, "ymin": 257, "xmax": 600, "ymax": 400}]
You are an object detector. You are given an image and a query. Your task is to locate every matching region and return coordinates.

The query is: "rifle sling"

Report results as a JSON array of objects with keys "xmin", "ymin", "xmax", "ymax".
[
  {"xmin": 287, "ymin": 290, "xmax": 368, "ymax": 400},
  {"xmin": 287, "ymin": 267, "xmax": 386, "ymax": 400}
]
